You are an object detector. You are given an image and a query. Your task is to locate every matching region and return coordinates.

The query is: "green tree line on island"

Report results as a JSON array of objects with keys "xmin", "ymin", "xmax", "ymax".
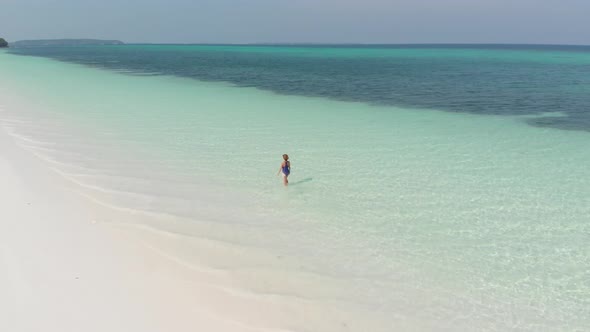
[{"xmin": 0, "ymin": 38, "xmax": 8, "ymax": 47}]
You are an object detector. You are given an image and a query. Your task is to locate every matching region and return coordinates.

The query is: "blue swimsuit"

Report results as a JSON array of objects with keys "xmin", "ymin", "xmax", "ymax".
[{"xmin": 282, "ymin": 161, "xmax": 290, "ymax": 176}]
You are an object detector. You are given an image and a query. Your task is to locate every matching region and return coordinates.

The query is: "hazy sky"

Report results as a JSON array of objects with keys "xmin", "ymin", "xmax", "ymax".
[{"xmin": 1, "ymin": 0, "xmax": 589, "ymax": 44}]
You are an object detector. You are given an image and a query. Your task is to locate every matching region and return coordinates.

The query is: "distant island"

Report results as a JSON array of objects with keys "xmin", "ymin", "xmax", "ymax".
[
  {"xmin": 0, "ymin": 38, "xmax": 8, "ymax": 48},
  {"xmin": 10, "ymin": 39, "xmax": 124, "ymax": 47}
]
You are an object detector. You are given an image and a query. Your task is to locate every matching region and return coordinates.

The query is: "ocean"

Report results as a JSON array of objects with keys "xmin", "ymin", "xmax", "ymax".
[{"xmin": 1, "ymin": 44, "xmax": 589, "ymax": 331}]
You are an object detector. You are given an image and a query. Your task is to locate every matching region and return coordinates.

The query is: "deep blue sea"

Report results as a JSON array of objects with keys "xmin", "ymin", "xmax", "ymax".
[{"xmin": 9, "ymin": 44, "xmax": 590, "ymax": 131}]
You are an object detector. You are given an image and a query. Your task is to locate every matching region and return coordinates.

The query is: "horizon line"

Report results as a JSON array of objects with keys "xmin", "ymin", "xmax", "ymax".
[
  {"xmin": 128, "ymin": 42, "xmax": 590, "ymax": 47},
  {"xmin": 6, "ymin": 38, "xmax": 590, "ymax": 48},
  {"xmin": 5, "ymin": 38, "xmax": 590, "ymax": 48}
]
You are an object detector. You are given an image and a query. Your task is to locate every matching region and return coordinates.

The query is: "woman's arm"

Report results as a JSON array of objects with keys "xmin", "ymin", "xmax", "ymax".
[{"xmin": 277, "ymin": 162, "xmax": 284, "ymax": 175}]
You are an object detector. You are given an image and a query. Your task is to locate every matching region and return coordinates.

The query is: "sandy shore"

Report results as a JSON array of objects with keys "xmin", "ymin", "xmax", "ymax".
[{"xmin": 0, "ymin": 118, "xmax": 281, "ymax": 332}]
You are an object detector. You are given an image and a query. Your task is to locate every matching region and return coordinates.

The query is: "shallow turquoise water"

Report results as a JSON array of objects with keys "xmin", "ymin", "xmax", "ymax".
[{"xmin": 1, "ymin": 49, "xmax": 589, "ymax": 331}]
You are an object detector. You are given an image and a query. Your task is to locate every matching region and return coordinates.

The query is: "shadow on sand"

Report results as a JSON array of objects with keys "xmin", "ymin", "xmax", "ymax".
[{"xmin": 289, "ymin": 177, "xmax": 313, "ymax": 186}]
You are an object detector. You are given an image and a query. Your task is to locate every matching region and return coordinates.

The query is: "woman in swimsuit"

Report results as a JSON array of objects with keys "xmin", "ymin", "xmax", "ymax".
[{"xmin": 277, "ymin": 154, "xmax": 290, "ymax": 186}]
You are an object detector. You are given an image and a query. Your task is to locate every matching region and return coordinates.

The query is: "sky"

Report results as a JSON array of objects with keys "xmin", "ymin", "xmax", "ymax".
[{"xmin": 1, "ymin": 0, "xmax": 589, "ymax": 45}]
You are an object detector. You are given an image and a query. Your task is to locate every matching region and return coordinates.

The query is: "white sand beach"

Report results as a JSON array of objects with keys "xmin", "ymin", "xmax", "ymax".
[
  {"xmin": 0, "ymin": 54, "xmax": 401, "ymax": 332},
  {"xmin": 0, "ymin": 104, "xmax": 395, "ymax": 332},
  {"xmin": 0, "ymin": 114, "xmax": 283, "ymax": 332}
]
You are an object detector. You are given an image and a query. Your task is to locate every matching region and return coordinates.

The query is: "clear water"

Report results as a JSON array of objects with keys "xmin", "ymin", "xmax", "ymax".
[{"xmin": 1, "ymin": 45, "xmax": 589, "ymax": 331}]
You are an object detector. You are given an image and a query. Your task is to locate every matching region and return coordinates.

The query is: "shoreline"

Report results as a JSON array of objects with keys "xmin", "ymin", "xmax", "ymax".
[
  {"xmin": 0, "ymin": 101, "xmax": 393, "ymax": 332},
  {"xmin": 0, "ymin": 113, "xmax": 287, "ymax": 332},
  {"xmin": 0, "ymin": 53, "xmax": 400, "ymax": 331}
]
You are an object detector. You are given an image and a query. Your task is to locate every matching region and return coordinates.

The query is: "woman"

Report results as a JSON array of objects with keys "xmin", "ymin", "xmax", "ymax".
[{"xmin": 277, "ymin": 154, "xmax": 291, "ymax": 186}]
